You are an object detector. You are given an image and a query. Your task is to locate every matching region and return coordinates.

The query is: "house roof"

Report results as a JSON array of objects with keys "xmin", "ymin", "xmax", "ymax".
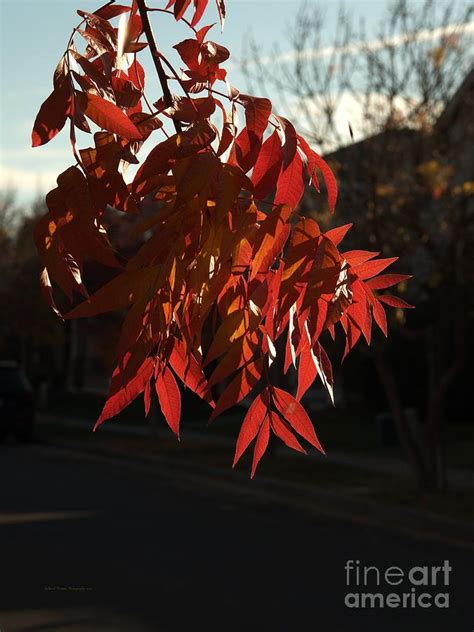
[
  {"xmin": 323, "ymin": 68, "xmax": 474, "ymax": 160},
  {"xmin": 325, "ymin": 127, "xmax": 420, "ymax": 161},
  {"xmin": 435, "ymin": 67, "xmax": 474, "ymax": 133}
]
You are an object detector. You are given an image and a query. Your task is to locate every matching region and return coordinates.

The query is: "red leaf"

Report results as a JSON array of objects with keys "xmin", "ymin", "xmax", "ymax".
[
  {"xmin": 204, "ymin": 309, "xmax": 246, "ymax": 365},
  {"xmin": 366, "ymin": 274, "xmax": 412, "ymax": 290},
  {"xmin": 302, "ymin": 236, "xmax": 342, "ymax": 311},
  {"xmin": 132, "ymin": 134, "xmax": 180, "ymax": 193},
  {"xmin": 297, "ymin": 135, "xmax": 337, "ymax": 211},
  {"xmin": 275, "ymin": 116, "xmax": 298, "ymax": 168},
  {"xmin": 208, "ymin": 335, "xmax": 257, "ymax": 387},
  {"xmin": 312, "ymin": 153, "xmax": 338, "ymax": 212},
  {"xmin": 39, "ymin": 267, "xmax": 63, "ymax": 320},
  {"xmin": 77, "ymin": 92, "xmax": 142, "ymax": 139},
  {"xmin": 250, "ymin": 204, "xmax": 292, "ymax": 280},
  {"xmin": 324, "ymin": 224, "xmax": 352, "ymax": 247},
  {"xmin": 94, "ymin": 357, "xmax": 154, "ymax": 429},
  {"xmin": 372, "ymin": 299, "xmax": 387, "ymax": 336},
  {"xmin": 378, "ymin": 295, "xmax": 415, "ymax": 309},
  {"xmin": 312, "ymin": 342, "xmax": 334, "ymax": 404},
  {"xmin": 144, "ymin": 379, "xmax": 151, "ymax": 416},
  {"xmin": 343, "ymin": 250, "xmax": 379, "ymax": 266},
  {"xmin": 346, "ymin": 286, "xmax": 371, "ymax": 344},
  {"xmin": 174, "ymin": 38, "xmax": 200, "ymax": 70},
  {"xmin": 70, "ymin": 51, "xmax": 115, "ymax": 100},
  {"xmin": 233, "ymin": 128, "xmax": 261, "ymax": 173},
  {"xmin": 169, "ymin": 338, "xmax": 214, "ymax": 407},
  {"xmin": 296, "ymin": 342, "xmax": 318, "ymax": 401},
  {"xmin": 273, "ymin": 387, "xmax": 324, "ymax": 453},
  {"xmin": 195, "ymin": 22, "xmax": 214, "ymax": 43},
  {"xmin": 251, "ymin": 130, "xmax": 282, "ymax": 199},
  {"xmin": 32, "ymin": 82, "xmax": 71, "ymax": 147},
  {"xmin": 174, "ymin": 0, "xmax": 193, "ymax": 20},
  {"xmin": 155, "ymin": 365, "xmax": 182, "ymax": 438},
  {"xmin": 65, "ymin": 267, "xmax": 158, "ymax": 319},
  {"xmin": 269, "ymin": 411, "xmax": 306, "ymax": 454},
  {"xmin": 77, "ymin": 27, "xmax": 114, "ymax": 56},
  {"xmin": 127, "ymin": 58, "xmax": 146, "ymax": 91},
  {"xmin": 215, "ymin": 0, "xmax": 226, "ymax": 30},
  {"xmin": 353, "ymin": 257, "xmax": 398, "ymax": 280},
  {"xmin": 274, "ymin": 151, "xmax": 305, "ymax": 209},
  {"xmin": 284, "ymin": 320, "xmax": 295, "ymax": 374},
  {"xmin": 111, "ymin": 75, "xmax": 142, "ymax": 108},
  {"xmin": 342, "ymin": 316, "xmax": 362, "ymax": 361},
  {"xmin": 191, "ymin": 0, "xmax": 209, "ymax": 26},
  {"xmin": 308, "ymin": 299, "xmax": 328, "ymax": 345},
  {"xmin": 251, "ymin": 415, "xmax": 270, "ymax": 478},
  {"xmin": 210, "ymin": 357, "xmax": 263, "ymax": 422},
  {"xmin": 233, "ymin": 391, "xmax": 268, "ymax": 467},
  {"xmin": 239, "ymin": 94, "xmax": 272, "ymax": 138}
]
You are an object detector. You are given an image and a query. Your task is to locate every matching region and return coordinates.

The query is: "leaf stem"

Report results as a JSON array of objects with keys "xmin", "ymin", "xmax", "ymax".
[
  {"xmin": 156, "ymin": 52, "xmax": 198, "ymax": 113},
  {"xmin": 208, "ymin": 87, "xmax": 280, "ymax": 130},
  {"xmin": 135, "ymin": 0, "xmax": 182, "ymax": 134}
]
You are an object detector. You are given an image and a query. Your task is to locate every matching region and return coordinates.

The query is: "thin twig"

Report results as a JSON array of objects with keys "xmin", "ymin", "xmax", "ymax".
[{"xmin": 135, "ymin": 0, "xmax": 182, "ymax": 134}]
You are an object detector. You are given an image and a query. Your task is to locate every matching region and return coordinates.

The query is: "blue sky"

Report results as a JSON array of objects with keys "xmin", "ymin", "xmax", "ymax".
[{"xmin": 0, "ymin": 0, "xmax": 447, "ymax": 203}]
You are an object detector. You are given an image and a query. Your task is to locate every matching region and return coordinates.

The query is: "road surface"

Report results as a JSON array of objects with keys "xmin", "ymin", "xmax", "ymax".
[{"xmin": 0, "ymin": 442, "xmax": 472, "ymax": 631}]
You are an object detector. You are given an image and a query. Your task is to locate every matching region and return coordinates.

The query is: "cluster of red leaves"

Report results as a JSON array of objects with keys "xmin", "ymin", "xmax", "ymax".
[{"xmin": 32, "ymin": 0, "xmax": 412, "ymax": 476}]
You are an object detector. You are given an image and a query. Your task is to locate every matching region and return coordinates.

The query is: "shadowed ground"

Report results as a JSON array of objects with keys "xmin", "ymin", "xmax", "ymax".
[{"xmin": 0, "ymin": 442, "xmax": 472, "ymax": 631}]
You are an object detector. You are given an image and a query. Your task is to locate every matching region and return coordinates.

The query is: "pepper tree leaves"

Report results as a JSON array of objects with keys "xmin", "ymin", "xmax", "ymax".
[{"xmin": 32, "ymin": 0, "xmax": 412, "ymax": 477}]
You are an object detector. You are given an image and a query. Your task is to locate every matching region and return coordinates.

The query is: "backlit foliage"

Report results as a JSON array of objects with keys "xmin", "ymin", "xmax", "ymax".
[{"xmin": 32, "ymin": 0, "xmax": 411, "ymax": 476}]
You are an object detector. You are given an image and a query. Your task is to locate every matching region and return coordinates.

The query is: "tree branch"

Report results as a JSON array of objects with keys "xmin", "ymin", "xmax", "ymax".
[{"xmin": 135, "ymin": 0, "xmax": 182, "ymax": 134}]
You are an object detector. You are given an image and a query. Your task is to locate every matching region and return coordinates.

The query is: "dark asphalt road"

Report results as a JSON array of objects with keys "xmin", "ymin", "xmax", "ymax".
[{"xmin": 0, "ymin": 443, "xmax": 472, "ymax": 631}]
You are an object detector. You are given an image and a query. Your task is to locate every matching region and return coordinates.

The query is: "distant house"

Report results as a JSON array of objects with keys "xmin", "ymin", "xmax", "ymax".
[
  {"xmin": 300, "ymin": 68, "xmax": 474, "ymax": 417},
  {"xmin": 434, "ymin": 68, "xmax": 474, "ymax": 207},
  {"xmin": 305, "ymin": 86, "xmax": 457, "ymax": 217}
]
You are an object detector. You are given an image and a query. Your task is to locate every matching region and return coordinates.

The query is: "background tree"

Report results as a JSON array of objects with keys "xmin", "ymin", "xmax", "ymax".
[
  {"xmin": 0, "ymin": 193, "xmax": 64, "ymax": 383},
  {"xmin": 243, "ymin": 0, "xmax": 474, "ymax": 490}
]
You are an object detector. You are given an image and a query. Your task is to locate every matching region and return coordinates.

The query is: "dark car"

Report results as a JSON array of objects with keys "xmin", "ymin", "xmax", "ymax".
[{"xmin": 0, "ymin": 362, "xmax": 35, "ymax": 442}]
